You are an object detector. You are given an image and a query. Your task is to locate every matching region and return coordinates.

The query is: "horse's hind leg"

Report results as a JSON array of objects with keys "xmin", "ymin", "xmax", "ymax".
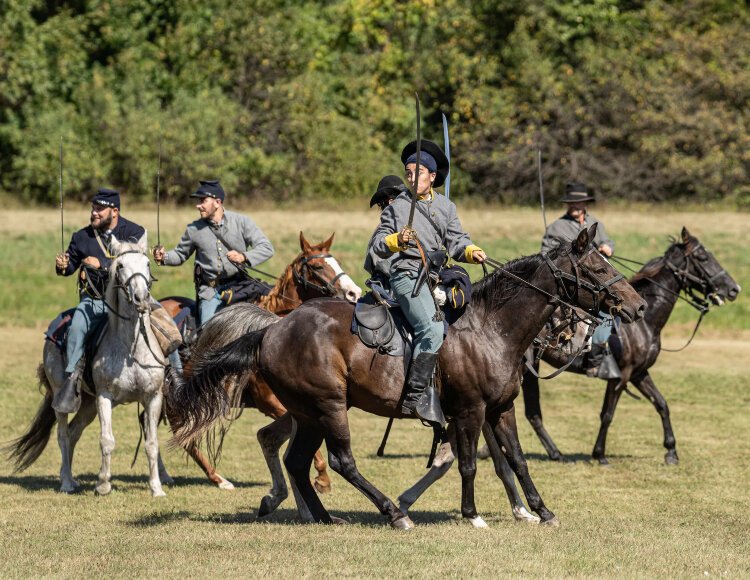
[
  {"xmin": 55, "ymin": 411, "xmax": 78, "ymax": 493},
  {"xmin": 488, "ymin": 405, "xmax": 558, "ymax": 525},
  {"xmin": 142, "ymin": 392, "xmax": 166, "ymax": 497},
  {"xmin": 95, "ymin": 393, "xmax": 115, "ymax": 495},
  {"xmin": 397, "ymin": 422, "xmax": 457, "ymax": 515},
  {"xmin": 522, "ymin": 364, "xmax": 563, "ymax": 460},
  {"xmin": 63, "ymin": 396, "xmax": 98, "ymax": 488},
  {"xmin": 257, "ymin": 414, "xmax": 292, "ymax": 517},
  {"xmin": 283, "ymin": 419, "xmax": 331, "ymax": 524},
  {"xmin": 312, "ymin": 449, "xmax": 332, "ymax": 494},
  {"xmin": 630, "ymin": 371, "xmax": 678, "ymax": 465},
  {"xmin": 321, "ymin": 411, "xmax": 411, "ymax": 529},
  {"xmin": 592, "ymin": 378, "xmax": 625, "ymax": 465},
  {"xmin": 480, "ymin": 422, "xmax": 539, "ymax": 523}
]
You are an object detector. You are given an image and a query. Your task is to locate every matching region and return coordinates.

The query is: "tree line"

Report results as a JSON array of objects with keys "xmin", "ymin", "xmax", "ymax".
[{"xmin": 2, "ymin": 0, "xmax": 748, "ymax": 206}]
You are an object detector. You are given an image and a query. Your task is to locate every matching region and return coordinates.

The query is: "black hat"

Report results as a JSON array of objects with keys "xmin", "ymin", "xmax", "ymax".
[
  {"xmin": 400, "ymin": 139, "xmax": 450, "ymax": 188},
  {"xmin": 190, "ymin": 179, "xmax": 225, "ymax": 202},
  {"xmin": 369, "ymin": 175, "xmax": 408, "ymax": 208},
  {"xmin": 91, "ymin": 188, "xmax": 120, "ymax": 209},
  {"xmin": 560, "ymin": 182, "xmax": 595, "ymax": 203}
]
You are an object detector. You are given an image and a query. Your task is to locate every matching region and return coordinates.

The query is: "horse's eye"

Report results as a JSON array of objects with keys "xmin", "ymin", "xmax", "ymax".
[{"xmin": 696, "ymin": 252, "xmax": 708, "ymax": 262}]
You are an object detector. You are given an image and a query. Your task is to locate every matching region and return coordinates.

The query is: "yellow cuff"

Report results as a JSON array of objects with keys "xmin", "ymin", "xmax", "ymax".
[
  {"xmin": 464, "ymin": 244, "xmax": 483, "ymax": 263},
  {"xmin": 385, "ymin": 233, "xmax": 402, "ymax": 253}
]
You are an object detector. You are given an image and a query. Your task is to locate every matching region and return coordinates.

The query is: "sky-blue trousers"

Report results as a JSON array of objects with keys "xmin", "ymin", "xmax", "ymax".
[
  {"xmin": 390, "ymin": 269, "xmax": 443, "ymax": 358},
  {"xmin": 65, "ymin": 296, "xmax": 106, "ymax": 373}
]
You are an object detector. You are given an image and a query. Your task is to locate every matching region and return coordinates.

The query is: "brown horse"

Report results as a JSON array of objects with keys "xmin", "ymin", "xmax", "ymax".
[
  {"xmin": 168, "ymin": 225, "xmax": 646, "ymax": 528},
  {"xmin": 522, "ymin": 227, "xmax": 741, "ymax": 464},
  {"xmin": 161, "ymin": 232, "xmax": 361, "ymax": 491}
]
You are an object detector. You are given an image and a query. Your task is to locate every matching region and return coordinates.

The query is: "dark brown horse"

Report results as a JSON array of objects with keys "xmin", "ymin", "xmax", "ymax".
[
  {"xmin": 522, "ymin": 227, "xmax": 740, "ymax": 465},
  {"xmin": 167, "ymin": 225, "xmax": 646, "ymax": 528},
  {"xmin": 161, "ymin": 232, "xmax": 361, "ymax": 491}
]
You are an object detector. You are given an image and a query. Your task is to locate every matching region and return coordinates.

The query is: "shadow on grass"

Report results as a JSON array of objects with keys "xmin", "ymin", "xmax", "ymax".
[
  {"xmin": 0, "ymin": 472, "xmax": 266, "ymax": 492},
  {"xmin": 127, "ymin": 507, "xmax": 458, "ymax": 528}
]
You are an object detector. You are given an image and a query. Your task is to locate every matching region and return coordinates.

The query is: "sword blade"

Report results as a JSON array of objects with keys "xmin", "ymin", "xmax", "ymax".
[
  {"xmin": 442, "ymin": 113, "xmax": 450, "ymax": 200},
  {"xmin": 59, "ymin": 136, "xmax": 64, "ymax": 252},
  {"xmin": 407, "ymin": 92, "xmax": 421, "ymax": 228},
  {"xmin": 156, "ymin": 141, "xmax": 162, "ymax": 246}
]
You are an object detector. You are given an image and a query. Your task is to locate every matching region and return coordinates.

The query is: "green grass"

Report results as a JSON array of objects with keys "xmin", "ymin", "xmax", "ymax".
[{"xmin": 0, "ymin": 207, "xmax": 748, "ymax": 577}]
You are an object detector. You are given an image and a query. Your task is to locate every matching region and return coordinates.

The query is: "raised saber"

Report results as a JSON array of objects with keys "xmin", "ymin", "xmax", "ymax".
[
  {"xmin": 156, "ymin": 141, "xmax": 162, "ymax": 246},
  {"xmin": 537, "ymin": 148, "xmax": 547, "ymax": 233},
  {"xmin": 442, "ymin": 112, "xmax": 450, "ymax": 200},
  {"xmin": 59, "ymin": 136, "xmax": 64, "ymax": 252},
  {"xmin": 406, "ymin": 92, "xmax": 422, "ymax": 228}
]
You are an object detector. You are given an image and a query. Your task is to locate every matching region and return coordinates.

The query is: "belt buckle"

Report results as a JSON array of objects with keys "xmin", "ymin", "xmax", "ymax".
[{"xmin": 208, "ymin": 279, "xmax": 217, "ymax": 288}]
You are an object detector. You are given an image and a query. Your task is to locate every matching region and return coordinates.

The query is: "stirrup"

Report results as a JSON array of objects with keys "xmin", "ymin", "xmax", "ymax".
[{"xmin": 414, "ymin": 386, "xmax": 446, "ymax": 428}]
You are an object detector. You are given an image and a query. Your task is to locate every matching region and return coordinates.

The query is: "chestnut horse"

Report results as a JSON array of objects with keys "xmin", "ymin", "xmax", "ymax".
[
  {"xmin": 161, "ymin": 232, "xmax": 361, "ymax": 491},
  {"xmin": 522, "ymin": 227, "xmax": 740, "ymax": 464},
  {"xmin": 168, "ymin": 225, "xmax": 646, "ymax": 528}
]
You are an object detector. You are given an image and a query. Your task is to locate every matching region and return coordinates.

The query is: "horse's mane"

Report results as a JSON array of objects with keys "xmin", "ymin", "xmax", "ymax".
[
  {"xmin": 472, "ymin": 246, "xmax": 563, "ymax": 316},
  {"xmin": 628, "ymin": 238, "xmax": 682, "ymax": 288}
]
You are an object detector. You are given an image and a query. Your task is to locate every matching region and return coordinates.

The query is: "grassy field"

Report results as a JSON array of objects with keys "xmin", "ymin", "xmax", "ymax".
[{"xmin": 0, "ymin": 206, "xmax": 748, "ymax": 577}]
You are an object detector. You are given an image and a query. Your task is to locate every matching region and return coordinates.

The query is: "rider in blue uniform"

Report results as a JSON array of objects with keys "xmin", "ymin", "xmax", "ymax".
[
  {"xmin": 369, "ymin": 141, "xmax": 486, "ymax": 428},
  {"xmin": 53, "ymin": 189, "xmax": 145, "ymax": 413}
]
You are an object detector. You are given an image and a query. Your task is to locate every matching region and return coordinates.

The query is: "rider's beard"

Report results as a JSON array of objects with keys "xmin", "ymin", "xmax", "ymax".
[{"xmin": 92, "ymin": 213, "xmax": 113, "ymax": 232}]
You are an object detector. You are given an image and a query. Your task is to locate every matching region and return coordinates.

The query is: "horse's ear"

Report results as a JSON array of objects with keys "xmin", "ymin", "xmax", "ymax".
[
  {"xmin": 299, "ymin": 231, "xmax": 312, "ymax": 253},
  {"xmin": 322, "ymin": 232, "xmax": 335, "ymax": 251},
  {"xmin": 137, "ymin": 232, "xmax": 148, "ymax": 254},
  {"xmin": 575, "ymin": 227, "xmax": 590, "ymax": 254},
  {"xmin": 681, "ymin": 226, "xmax": 691, "ymax": 244},
  {"xmin": 109, "ymin": 235, "xmax": 122, "ymax": 256}
]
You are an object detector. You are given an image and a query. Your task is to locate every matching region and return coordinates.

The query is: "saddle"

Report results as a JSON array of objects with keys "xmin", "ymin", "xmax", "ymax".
[{"xmin": 352, "ymin": 289, "xmax": 409, "ymax": 356}]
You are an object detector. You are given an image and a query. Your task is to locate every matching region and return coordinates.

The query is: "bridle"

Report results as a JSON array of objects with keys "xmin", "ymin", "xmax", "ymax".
[
  {"xmin": 112, "ymin": 250, "xmax": 156, "ymax": 307},
  {"xmin": 292, "ymin": 252, "xmax": 346, "ymax": 297}
]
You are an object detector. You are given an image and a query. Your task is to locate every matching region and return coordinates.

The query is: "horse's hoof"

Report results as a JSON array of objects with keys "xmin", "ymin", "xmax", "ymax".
[
  {"xmin": 161, "ymin": 476, "xmax": 175, "ymax": 486},
  {"xmin": 476, "ymin": 444, "xmax": 491, "ymax": 460},
  {"xmin": 217, "ymin": 477, "xmax": 235, "ymax": 490},
  {"xmin": 513, "ymin": 506, "xmax": 541, "ymax": 523},
  {"xmin": 665, "ymin": 452, "xmax": 679, "ymax": 466},
  {"xmin": 151, "ymin": 488, "xmax": 167, "ymax": 498},
  {"xmin": 95, "ymin": 482, "xmax": 112, "ymax": 496},
  {"xmin": 540, "ymin": 516, "xmax": 560, "ymax": 528},
  {"xmin": 595, "ymin": 456, "xmax": 610, "ymax": 466},
  {"xmin": 391, "ymin": 516, "xmax": 415, "ymax": 530},
  {"xmin": 549, "ymin": 451, "xmax": 563, "ymax": 461},
  {"xmin": 313, "ymin": 478, "xmax": 332, "ymax": 495},
  {"xmin": 468, "ymin": 516, "xmax": 489, "ymax": 529},
  {"xmin": 258, "ymin": 495, "xmax": 280, "ymax": 518},
  {"xmin": 331, "ymin": 515, "xmax": 348, "ymax": 525},
  {"xmin": 59, "ymin": 485, "xmax": 79, "ymax": 494}
]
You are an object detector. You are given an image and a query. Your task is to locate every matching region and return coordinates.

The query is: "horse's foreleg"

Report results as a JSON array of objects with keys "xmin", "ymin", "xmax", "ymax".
[
  {"xmin": 95, "ymin": 393, "xmax": 115, "ymax": 495},
  {"xmin": 397, "ymin": 423, "xmax": 457, "ymax": 515},
  {"xmin": 143, "ymin": 392, "xmax": 166, "ymax": 497},
  {"xmin": 489, "ymin": 405, "xmax": 558, "ymax": 525},
  {"xmin": 631, "ymin": 371, "xmax": 678, "ymax": 465},
  {"xmin": 321, "ymin": 411, "xmax": 411, "ymax": 529},
  {"xmin": 454, "ymin": 409, "xmax": 487, "ymax": 528},
  {"xmin": 480, "ymin": 422, "xmax": 539, "ymax": 523},
  {"xmin": 522, "ymin": 365, "xmax": 563, "ymax": 460},
  {"xmin": 257, "ymin": 414, "xmax": 292, "ymax": 517},
  {"xmin": 284, "ymin": 418, "xmax": 331, "ymax": 524},
  {"xmin": 591, "ymin": 378, "xmax": 625, "ymax": 465},
  {"xmin": 312, "ymin": 449, "xmax": 332, "ymax": 494},
  {"xmin": 55, "ymin": 411, "xmax": 78, "ymax": 493}
]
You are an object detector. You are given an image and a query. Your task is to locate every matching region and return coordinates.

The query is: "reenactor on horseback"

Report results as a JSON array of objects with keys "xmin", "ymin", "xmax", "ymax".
[
  {"xmin": 541, "ymin": 182, "xmax": 620, "ymax": 378},
  {"xmin": 53, "ymin": 188, "xmax": 145, "ymax": 413},
  {"xmin": 369, "ymin": 141, "xmax": 486, "ymax": 428},
  {"xmin": 152, "ymin": 179, "xmax": 274, "ymax": 325}
]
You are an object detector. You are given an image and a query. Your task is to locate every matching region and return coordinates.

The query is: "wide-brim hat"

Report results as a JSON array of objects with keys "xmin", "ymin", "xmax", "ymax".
[
  {"xmin": 400, "ymin": 139, "xmax": 449, "ymax": 188},
  {"xmin": 369, "ymin": 175, "xmax": 408, "ymax": 207},
  {"xmin": 560, "ymin": 182, "xmax": 595, "ymax": 203}
]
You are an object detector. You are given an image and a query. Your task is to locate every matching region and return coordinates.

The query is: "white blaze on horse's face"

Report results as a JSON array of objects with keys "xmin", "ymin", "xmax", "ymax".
[{"xmin": 324, "ymin": 256, "xmax": 362, "ymax": 303}]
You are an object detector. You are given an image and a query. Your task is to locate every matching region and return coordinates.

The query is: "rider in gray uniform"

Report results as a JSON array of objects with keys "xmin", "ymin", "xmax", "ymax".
[
  {"xmin": 542, "ymin": 182, "xmax": 620, "ymax": 379},
  {"xmin": 370, "ymin": 141, "xmax": 486, "ymax": 427}
]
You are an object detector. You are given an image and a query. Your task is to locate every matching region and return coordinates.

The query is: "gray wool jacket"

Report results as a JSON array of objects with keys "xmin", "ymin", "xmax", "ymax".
[
  {"xmin": 369, "ymin": 191, "xmax": 478, "ymax": 275},
  {"xmin": 541, "ymin": 213, "xmax": 615, "ymax": 254},
  {"xmin": 162, "ymin": 209, "xmax": 274, "ymax": 283}
]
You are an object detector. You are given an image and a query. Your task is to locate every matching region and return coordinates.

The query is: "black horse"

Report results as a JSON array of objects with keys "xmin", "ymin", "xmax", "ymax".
[
  {"xmin": 168, "ymin": 226, "xmax": 646, "ymax": 528},
  {"xmin": 522, "ymin": 227, "xmax": 740, "ymax": 465}
]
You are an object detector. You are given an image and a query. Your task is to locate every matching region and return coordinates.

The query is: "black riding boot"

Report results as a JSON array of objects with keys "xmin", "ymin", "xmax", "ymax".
[
  {"xmin": 52, "ymin": 368, "xmax": 82, "ymax": 414},
  {"xmin": 586, "ymin": 343, "xmax": 621, "ymax": 380},
  {"xmin": 401, "ymin": 352, "xmax": 446, "ymax": 428}
]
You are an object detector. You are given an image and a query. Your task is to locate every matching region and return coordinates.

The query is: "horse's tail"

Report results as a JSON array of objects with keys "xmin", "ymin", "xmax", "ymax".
[
  {"xmin": 167, "ymin": 326, "xmax": 270, "ymax": 450},
  {"xmin": 4, "ymin": 365, "xmax": 57, "ymax": 472}
]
